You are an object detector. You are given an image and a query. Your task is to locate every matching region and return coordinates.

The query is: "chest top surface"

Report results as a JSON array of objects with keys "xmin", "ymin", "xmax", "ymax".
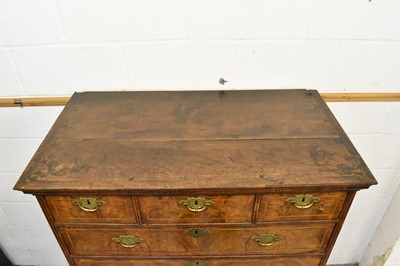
[{"xmin": 14, "ymin": 90, "xmax": 376, "ymax": 194}]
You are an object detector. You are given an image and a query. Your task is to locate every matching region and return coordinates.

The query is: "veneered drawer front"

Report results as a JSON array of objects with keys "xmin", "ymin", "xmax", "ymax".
[
  {"xmin": 60, "ymin": 223, "xmax": 334, "ymax": 256},
  {"xmin": 45, "ymin": 196, "xmax": 137, "ymax": 224},
  {"xmin": 74, "ymin": 256, "xmax": 322, "ymax": 266},
  {"xmin": 138, "ymin": 195, "xmax": 254, "ymax": 224},
  {"xmin": 257, "ymin": 192, "xmax": 347, "ymax": 222}
]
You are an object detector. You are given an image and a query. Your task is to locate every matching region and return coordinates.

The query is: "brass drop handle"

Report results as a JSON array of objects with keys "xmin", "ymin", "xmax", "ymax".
[
  {"xmin": 179, "ymin": 197, "xmax": 214, "ymax": 212},
  {"xmin": 185, "ymin": 228, "xmax": 208, "ymax": 238},
  {"xmin": 112, "ymin": 235, "xmax": 143, "ymax": 248},
  {"xmin": 286, "ymin": 194, "xmax": 320, "ymax": 209},
  {"xmin": 72, "ymin": 197, "xmax": 106, "ymax": 212},
  {"xmin": 251, "ymin": 234, "xmax": 281, "ymax": 246},
  {"xmin": 188, "ymin": 260, "xmax": 208, "ymax": 266}
]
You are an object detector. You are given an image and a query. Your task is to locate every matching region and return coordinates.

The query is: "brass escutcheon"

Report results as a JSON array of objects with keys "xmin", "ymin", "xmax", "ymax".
[
  {"xmin": 251, "ymin": 234, "xmax": 281, "ymax": 246},
  {"xmin": 188, "ymin": 260, "xmax": 208, "ymax": 266},
  {"xmin": 286, "ymin": 194, "xmax": 320, "ymax": 209},
  {"xmin": 112, "ymin": 235, "xmax": 143, "ymax": 248},
  {"xmin": 72, "ymin": 197, "xmax": 106, "ymax": 212},
  {"xmin": 178, "ymin": 197, "xmax": 214, "ymax": 212},
  {"xmin": 185, "ymin": 228, "xmax": 208, "ymax": 238}
]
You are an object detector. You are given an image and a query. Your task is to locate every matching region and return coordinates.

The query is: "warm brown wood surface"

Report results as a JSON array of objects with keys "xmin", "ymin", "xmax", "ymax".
[
  {"xmin": 257, "ymin": 192, "xmax": 347, "ymax": 222},
  {"xmin": 1, "ymin": 92, "xmax": 400, "ymax": 108},
  {"xmin": 45, "ymin": 196, "xmax": 137, "ymax": 224},
  {"xmin": 43, "ymin": 90, "xmax": 338, "ymax": 141},
  {"xmin": 73, "ymin": 256, "xmax": 322, "ymax": 266},
  {"xmin": 59, "ymin": 223, "xmax": 334, "ymax": 256},
  {"xmin": 14, "ymin": 90, "xmax": 376, "ymax": 193},
  {"xmin": 139, "ymin": 195, "xmax": 254, "ymax": 224},
  {"xmin": 15, "ymin": 138, "xmax": 375, "ymax": 193}
]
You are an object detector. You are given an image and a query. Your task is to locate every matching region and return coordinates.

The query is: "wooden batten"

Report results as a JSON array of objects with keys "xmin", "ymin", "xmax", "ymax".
[
  {"xmin": 0, "ymin": 97, "xmax": 70, "ymax": 107},
  {"xmin": 320, "ymin": 92, "xmax": 400, "ymax": 102},
  {"xmin": 0, "ymin": 92, "xmax": 399, "ymax": 107}
]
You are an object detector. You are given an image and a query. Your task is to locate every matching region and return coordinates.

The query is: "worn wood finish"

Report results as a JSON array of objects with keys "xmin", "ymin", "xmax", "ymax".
[
  {"xmin": 257, "ymin": 192, "xmax": 347, "ymax": 222},
  {"xmin": 15, "ymin": 138, "xmax": 374, "ymax": 193},
  {"xmin": 45, "ymin": 196, "xmax": 137, "ymax": 224},
  {"xmin": 139, "ymin": 195, "xmax": 254, "ymax": 224},
  {"xmin": 59, "ymin": 223, "xmax": 334, "ymax": 256},
  {"xmin": 14, "ymin": 90, "xmax": 377, "ymax": 265},
  {"xmin": 73, "ymin": 256, "xmax": 323, "ymax": 266},
  {"xmin": 32, "ymin": 90, "xmax": 339, "ymax": 142}
]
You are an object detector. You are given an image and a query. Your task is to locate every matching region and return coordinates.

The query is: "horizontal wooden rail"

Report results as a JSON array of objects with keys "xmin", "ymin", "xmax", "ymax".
[
  {"xmin": 0, "ymin": 97, "xmax": 70, "ymax": 107},
  {"xmin": 320, "ymin": 92, "xmax": 400, "ymax": 102},
  {"xmin": 0, "ymin": 92, "xmax": 399, "ymax": 107}
]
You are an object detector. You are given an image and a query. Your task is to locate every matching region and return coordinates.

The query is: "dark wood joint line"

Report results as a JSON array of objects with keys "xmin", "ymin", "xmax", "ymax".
[
  {"xmin": 132, "ymin": 196, "xmax": 143, "ymax": 225},
  {"xmin": 251, "ymin": 194, "xmax": 262, "ymax": 224}
]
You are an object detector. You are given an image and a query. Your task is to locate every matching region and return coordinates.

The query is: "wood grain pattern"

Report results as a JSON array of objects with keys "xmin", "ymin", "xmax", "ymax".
[
  {"xmin": 257, "ymin": 192, "xmax": 347, "ymax": 222},
  {"xmin": 59, "ymin": 223, "xmax": 334, "ymax": 256},
  {"xmin": 15, "ymin": 138, "xmax": 375, "ymax": 193},
  {"xmin": 45, "ymin": 196, "xmax": 137, "ymax": 224},
  {"xmin": 30, "ymin": 90, "xmax": 338, "ymax": 141},
  {"xmin": 139, "ymin": 195, "xmax": 254, "ymax": 224},
  {"xmin": 73, "ymin": 256, "xmax": 322, "ymax": 266}
]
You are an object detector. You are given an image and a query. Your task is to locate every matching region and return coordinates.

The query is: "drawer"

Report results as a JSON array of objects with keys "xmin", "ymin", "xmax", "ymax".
[
  {"xmin": 138, "ymin": 195, "xmax": 254, "ymax": 224},
  {"xmin": 59, "ymin": 223, "xmax": 334, "ymax": 256},
  {"xmin": 44, "ymin": 196, "xmax": 137, "ymax": 224},
  {"xmin": 73, "ymin": 256, "xmax": 322, "ymax": 266},
  {"xmin": 257, "ymin": 192, "xmax": 347, "ymax": 222}
]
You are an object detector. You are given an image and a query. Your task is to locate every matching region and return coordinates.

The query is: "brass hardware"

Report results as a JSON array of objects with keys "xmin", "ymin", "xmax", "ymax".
[
  {"xmin": 185, "ymin": 228, "xmax": 208, "ymax": 238},
  {"xmin": 251, "ymin": 234, "xmax": 281, "ymax": 246},
  {"xmin": 112, "ymin": 235, "xmax": 143, "ymax": 248},
  {"xmin": 72, "ymin": 197, "xmax": 106, "ymax": 212},
  {"xmin": 179, "ymin": 197, "xmax": 214, "ymax": 212},
  {"xmin": 188, "ymin": 260, "xmax": 208, "ymax": 266},
  {"xmin": 286, "ymin": 194, "xmax": 320, "ymax": 209}
]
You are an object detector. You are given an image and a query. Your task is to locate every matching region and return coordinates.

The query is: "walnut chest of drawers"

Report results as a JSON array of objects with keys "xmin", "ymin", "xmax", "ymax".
[{"xmin": 14, "ymin": 90, "xmax": 377, "ymax": 266}]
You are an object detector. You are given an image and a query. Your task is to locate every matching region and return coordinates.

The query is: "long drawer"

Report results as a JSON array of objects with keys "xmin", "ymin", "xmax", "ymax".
[
  {"xmin": 59, "ymin": 223, "xmax": 334, "ymax": 256},
  {"xmin": 73, "ymin": 256, "xmax": 322, "ymax": 266}
]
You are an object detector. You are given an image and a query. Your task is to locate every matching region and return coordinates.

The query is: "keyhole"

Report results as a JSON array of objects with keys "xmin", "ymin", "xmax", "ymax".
[
  {"xmin": 196, "ymin": 262, "xmax": 200, "ymax": 265},
  {"xmin": 194, "ymin": 230, "xmax": 198, "ymax": 235},
  {"xmin": 87, "ymin": 200, "xmax": 91, "ymax": 205},
  {"xmin": 195, "ymin": 200, "xmax": 198, "ymax": 206},
  {"xmin": 302, "ymin": 197, "xmax": 305, "ymax": 202}
]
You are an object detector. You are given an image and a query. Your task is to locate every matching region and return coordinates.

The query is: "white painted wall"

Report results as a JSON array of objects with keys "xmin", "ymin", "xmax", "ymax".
[
  {"xmin": 0, "ymin": 1, "xmax": 400, "ymax": 265},
  {"xmin": 360, "ymin": 185, "xmax": 400, "ymax": 265}
]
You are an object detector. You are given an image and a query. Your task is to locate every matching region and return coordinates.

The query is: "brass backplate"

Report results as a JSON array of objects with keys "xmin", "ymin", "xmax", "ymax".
[
  {"xmin": 179, "ymin": 197, "xmax": 214, "ymax": 212},
  {"xmin": 287, "ymin": 194, "xmax": 320, "ymax": 209},
  {"xmin": 72, "ymin": 197, "xmax": 106, "ymax": 212}
]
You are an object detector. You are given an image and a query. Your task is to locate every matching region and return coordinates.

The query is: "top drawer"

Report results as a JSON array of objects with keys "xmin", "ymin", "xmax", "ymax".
[
  {"xmin": 257, "ymin": 192, "xmax": 347, "ymax": 222},
  {"xmin": 44, "ymin": 196, "xmax": 137, "ymax": 224},
  {"xmin": 138, "ymin": 195, "xmax": 254, "ymax": 224}
]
